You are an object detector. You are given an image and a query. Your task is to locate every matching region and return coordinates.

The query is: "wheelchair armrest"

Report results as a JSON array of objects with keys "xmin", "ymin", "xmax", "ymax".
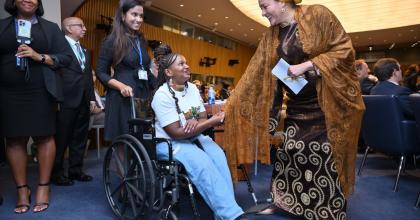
[
  {"xmin": 154, "ymin": 138, "xmax": 174, "ymax": 162},
  {"xmin": 128, "ymin": 118, "xmax": 153, "ymax": 128}
]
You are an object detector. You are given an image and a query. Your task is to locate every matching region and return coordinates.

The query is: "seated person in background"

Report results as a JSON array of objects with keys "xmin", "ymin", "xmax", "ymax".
[
  {"xmin": 192, "ymin": 79, "xmax": 207, "ymax": 103},
  {"xmin": 219, "ymin": 81, "xmax": 230, "ymax": 100},
  {"xmin": 151, "ymin": 49, "xmax": 247, "ymax": 220},
  {"xmin": 403, "ymin": 64, "xmax": 420, "ymax": 93},
  {"xmin": 355, "ymin": 59, "xmax": 377, "ymax": 95},
  {"xmin": 370, "ymin": 58, "xmax": 414, "ymax": 119}
]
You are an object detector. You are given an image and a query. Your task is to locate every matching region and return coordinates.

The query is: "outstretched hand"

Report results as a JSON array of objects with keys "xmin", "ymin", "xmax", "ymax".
[{"xmin": 210, "ymin": 111, "xmax": 225, "ymax": 126}]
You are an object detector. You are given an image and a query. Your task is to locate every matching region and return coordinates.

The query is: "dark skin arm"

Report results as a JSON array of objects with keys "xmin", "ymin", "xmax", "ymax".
[
  {"xmin": 163, "ymin": 111, "xmax": 224, "ymax": 140},
  {"xmin": 16, "ymin": 44, "xmax": 55, "ymax": 66}
]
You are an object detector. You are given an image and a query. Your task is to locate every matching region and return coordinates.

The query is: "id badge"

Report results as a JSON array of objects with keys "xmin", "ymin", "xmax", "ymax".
[
  {"xmin": 138, "ymin": 69, "xmax": 148, "ymax": 80},
  {"xmin": 179, "ymin": 113, "xmax": 186, "ymax": 128}
]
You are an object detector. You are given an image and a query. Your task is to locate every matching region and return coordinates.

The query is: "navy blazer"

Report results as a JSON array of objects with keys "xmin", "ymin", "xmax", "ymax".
[
  {"xmin": 0, "ymin": 16, "xmax": 73, "ymax": 102},
  {"xmin": 59, "ymin": 41, "xmax": 95, "ymax": 108},
  {"xmin": 370, "ymin": 80, "xmax": 414, "ymax": 119}
]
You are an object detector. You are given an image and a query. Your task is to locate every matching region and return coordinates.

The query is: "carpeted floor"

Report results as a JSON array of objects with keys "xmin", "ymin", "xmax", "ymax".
[{"xmin": 0, "ymin": 150, "xmax": 419, "ymax": 220}]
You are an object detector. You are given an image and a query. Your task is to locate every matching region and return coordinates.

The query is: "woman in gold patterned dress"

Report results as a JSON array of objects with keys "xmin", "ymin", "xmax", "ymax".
[{"xmin": 223, "ymin": 0, "xmax": 365, "ymax": 219}]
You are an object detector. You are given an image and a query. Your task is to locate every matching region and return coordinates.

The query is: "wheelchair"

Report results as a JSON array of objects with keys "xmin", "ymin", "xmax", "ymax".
[{"xmin": 103, "ymin": 98, "xmax": 205, "ymax": 220}]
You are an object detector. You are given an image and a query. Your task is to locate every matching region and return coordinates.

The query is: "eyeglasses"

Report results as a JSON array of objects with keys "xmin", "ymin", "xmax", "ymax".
[{"xmin": 68, "ymin": 23, "xmax": 85, "ymax": 28}]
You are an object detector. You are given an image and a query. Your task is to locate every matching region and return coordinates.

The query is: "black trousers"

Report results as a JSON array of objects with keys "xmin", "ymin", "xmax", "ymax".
[{"xmin": 53, "ymin": 102, "xmax": 90, "ymax": 176}]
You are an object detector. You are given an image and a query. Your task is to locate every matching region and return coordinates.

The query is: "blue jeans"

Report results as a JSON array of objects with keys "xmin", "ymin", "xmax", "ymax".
[{"xmin": 156, "ymin": 135, "xmax": 244, "ymax": 220}]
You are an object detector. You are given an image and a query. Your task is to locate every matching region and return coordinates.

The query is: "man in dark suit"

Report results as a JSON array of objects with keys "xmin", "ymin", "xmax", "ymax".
[
  {"xmin": 355, "ymin": 59, "xmax": 377, "ymax": 95},
  {"xmin": 52, "ymin": 17, "xmax": 94, "ymax": 186},
  {"xmin": 370, "ymin": 58, "xmax": 414, "ymax": 120}
]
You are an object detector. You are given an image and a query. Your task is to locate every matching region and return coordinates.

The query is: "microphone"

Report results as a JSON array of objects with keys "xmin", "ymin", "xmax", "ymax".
[{"xmin": 16, "ymin": 19, "xmax": 32, "ymax": 72}]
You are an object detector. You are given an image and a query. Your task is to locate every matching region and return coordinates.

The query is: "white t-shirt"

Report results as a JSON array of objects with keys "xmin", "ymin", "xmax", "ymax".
[{"xmin": 152, "ymin": 82, "xmax": 205, "ymax": 139}]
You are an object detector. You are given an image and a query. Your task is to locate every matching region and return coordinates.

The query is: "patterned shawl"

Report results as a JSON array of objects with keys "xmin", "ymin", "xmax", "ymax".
[{"xmin": 224, "ymin": 4, "xmax": 365, "ymax": 198}]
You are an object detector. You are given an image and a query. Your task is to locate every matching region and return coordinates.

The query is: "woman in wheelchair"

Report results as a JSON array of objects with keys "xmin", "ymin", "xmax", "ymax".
[{"xmin": 151, "ymin": 49, "xmax": 247, "ymax": 220}]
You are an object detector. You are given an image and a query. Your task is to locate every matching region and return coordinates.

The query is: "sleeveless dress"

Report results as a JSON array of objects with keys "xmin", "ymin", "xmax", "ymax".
[{"xmin": 271, "ymin": 22, "xmax": 347, "ymax": 220}]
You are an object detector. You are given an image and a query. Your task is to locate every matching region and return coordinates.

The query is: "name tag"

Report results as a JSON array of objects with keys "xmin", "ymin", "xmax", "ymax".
[
  {"xmin": 179, "ymin": 113, "xmax": 186, "ymax": 128},
  {"xmin": 138, "ymin": 69, "xmax": 148, "ymax": 80}
]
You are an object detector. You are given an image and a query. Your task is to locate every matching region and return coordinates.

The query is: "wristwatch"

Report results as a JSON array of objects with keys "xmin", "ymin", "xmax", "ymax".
[{"xmin": 40, "ymin": 54, "xmax": 46, "ymax": 63}]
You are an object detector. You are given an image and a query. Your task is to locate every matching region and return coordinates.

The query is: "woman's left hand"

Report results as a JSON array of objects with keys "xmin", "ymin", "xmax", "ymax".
[
  {"xmin": 288, "ymin": 61, "xmax": 314, "ymax": 78},
  {"xmin": 16, "ymin": 44, "xmax": 41, "ymax": 61},
  {"xmin": 184, "ymin": 119, "xmax": 198, "ymax": 133}
]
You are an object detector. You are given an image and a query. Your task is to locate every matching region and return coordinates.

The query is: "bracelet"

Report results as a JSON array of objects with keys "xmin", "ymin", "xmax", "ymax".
[{"xmin": 40, "ymin": 54, "xmax": 46, "ymax": 63}]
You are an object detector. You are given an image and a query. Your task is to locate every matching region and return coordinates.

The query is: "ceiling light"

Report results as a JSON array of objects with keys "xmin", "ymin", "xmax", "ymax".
[
  {"xmin": 237, "ymin": 23, "xmax": 241, "ymax": 26},
  {"xmin": 389, "ymin": 43, "xmax": 395, "ymax": 50},
  {"xmin": 250, "ymin": 28, "xmax": 254, "ymax": 31},
  {"xmin": 411, "ymin": 41, "xmax": 419, "ymax": 47},
  {"xmin": 225, "ymin": 16, "xmax": 229, "ymax": 19},
  {"xmin": 229, "ymin": 28, "xmax": 234, "ymax": 31},
  {"xmin": 197, "ymin": 14, "xmax": 202, "ymax": 17},
  {"xmin": 214, "ymin": 22, "xmax": 219, "ymax": 26},
  {"xmin": 179, "ymin": 4, "xmax": 184, "ymax": 7},
  {"xmin": 230, "ymin": 0, "xmax": 420, "ymax": 33},
  {"xmin": 244, "ymin": 33, "xmax": 248, "ymax": 37},
  {"xmin": 211, "ymin": 7, "xmax": 215, "ymax": 11}
]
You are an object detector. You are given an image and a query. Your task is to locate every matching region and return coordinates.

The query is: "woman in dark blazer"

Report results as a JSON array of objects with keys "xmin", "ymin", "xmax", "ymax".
[
  {"xmin": 96, "ymin": 0, "xmax": 157, "ymax": 141},
  {"xmin": 0, "ymin": 0, "xmax": 72, "ymax": 214}
]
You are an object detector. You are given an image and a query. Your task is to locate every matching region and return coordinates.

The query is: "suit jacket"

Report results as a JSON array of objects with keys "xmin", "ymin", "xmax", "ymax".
[
  {"xmin": 0, "ymin": 16, "xmax": 73, "ymax": 102},
  {"xmin": 360, "ymin": 77, "xmax": 377, "ymax": 95},
  {"xmin": 370, "ymin": 80, "xmax": 414, "ymax": 119},
  {"xmin": 59, "ymin": 40, "xmax": 94, "ymax": 108}
]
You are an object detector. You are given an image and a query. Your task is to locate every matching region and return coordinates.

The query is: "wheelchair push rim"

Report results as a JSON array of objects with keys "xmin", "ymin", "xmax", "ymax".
[{"xmin": 103, "ymin": 134, "xmax": 156, "ymax": 220}]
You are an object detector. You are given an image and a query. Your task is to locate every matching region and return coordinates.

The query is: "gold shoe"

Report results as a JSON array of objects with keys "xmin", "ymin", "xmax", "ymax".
[{"xmin": 256, "ymin": 204, "xmax": 277, "ymax": 215}]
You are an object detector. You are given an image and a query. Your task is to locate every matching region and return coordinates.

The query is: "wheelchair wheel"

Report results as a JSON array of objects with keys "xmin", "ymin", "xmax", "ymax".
[
  {"xmin": 158, "ymin": 208, "xmax": 178, "ymax": 220},
  {"xmin": 103, "ymin": 134, "xmax": 156, "ymax": 220}
]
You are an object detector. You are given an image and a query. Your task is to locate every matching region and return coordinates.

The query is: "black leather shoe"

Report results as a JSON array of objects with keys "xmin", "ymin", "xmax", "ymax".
[
  {"xmin": 69, "ymin": 172, "xmax": 93, "ymax": 182},
  {"xmin": 51, "ymin": 175, "xmax": 74, "ymax": 186}
]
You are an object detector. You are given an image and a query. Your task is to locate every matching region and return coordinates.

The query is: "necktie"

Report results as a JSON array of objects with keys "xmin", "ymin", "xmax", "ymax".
[{"xmin": 75, "ymin": 42, "xmax": 86, "ymax": 70}]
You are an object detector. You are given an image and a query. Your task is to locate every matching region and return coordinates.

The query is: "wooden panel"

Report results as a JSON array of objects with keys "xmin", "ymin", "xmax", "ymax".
[{"xmin": 72, "ymin": 0, "xmax": 255, "ymax": 94}]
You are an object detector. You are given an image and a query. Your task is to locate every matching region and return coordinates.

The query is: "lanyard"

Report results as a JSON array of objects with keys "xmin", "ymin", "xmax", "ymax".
[{"xmin": 134, "ymin": 37, "xmax": 143, "ymax": 70}]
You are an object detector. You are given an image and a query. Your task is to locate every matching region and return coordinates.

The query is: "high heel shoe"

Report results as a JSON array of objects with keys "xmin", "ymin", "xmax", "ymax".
[
  {"xmin": 33, "ymin": 182, "xmax": 50, "ymax": 213},
  {"xmin": 14, "ymin": 184, "xmax": 31, "ymax": 214}
]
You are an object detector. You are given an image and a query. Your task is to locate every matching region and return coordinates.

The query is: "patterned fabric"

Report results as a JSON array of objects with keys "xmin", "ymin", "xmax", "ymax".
[
  {"xmin": 269, "ymin": 20, "xmax": 346, "ymax": 219},
  {"xmin": 273, "ymin": 127, "xmax": 346, "ymax": 220},
  {"xmin": 224, "ymin": 4, "xmax": 365, "ymax": 198}
]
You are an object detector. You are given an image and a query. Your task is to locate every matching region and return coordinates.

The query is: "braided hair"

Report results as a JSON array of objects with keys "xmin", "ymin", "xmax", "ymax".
[{"xmin": 154, "ymin": 46, "xmax": 189, "ymax": 114}]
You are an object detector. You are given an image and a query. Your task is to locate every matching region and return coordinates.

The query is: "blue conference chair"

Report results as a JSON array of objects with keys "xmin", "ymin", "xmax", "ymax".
[
  {"xmin": 358, "ymin": 95, "xmax": 420, "ymax": 192},
  {"xmin": 408, "ymin": 94, "xmax": 420, "ymax": 207}
]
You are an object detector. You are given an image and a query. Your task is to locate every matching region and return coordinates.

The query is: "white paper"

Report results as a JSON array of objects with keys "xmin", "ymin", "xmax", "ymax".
[{"xmin": 272, "ymin": 59, "xmax": 308, "ymax": 95}]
